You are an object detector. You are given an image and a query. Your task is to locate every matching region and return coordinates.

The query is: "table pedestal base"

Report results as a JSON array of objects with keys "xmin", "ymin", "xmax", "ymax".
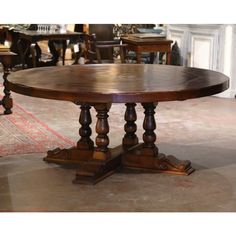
[
  {"xmin": 44, "ymin": 142, "xmax": 194, "ymax": 184},
  {"xmin": 44, "ymin": 147, "xmax": 94, "ymax": 165},
  {"xmin": 122, "ymin": 143, "xmax": 194, "ymax": 175},
  {"xmin": 73, "ymin": 151, "xmax": 122, "ymax": 185},
  {"xmin": 44, "ymin": 102, "xmax": 194, "ymax": 184},
  {"xmin": 44, "ymin": 145, "xmax": 124, "ymax": 185}
]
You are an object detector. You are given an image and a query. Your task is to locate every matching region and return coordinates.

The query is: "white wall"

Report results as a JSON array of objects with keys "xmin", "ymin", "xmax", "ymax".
[{"xmin": 167, "ymin": 24, "xmax": 234, "ymax": 98}]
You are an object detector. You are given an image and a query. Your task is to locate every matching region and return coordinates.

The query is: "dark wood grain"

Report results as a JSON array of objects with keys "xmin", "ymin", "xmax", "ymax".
[
  {"xmin": 7, "ymin": 64, "xmax": 229, "ymax": 103},
  {"xmin": 6, "ymin": 64, "xmax": 229, "ymax": 184}
]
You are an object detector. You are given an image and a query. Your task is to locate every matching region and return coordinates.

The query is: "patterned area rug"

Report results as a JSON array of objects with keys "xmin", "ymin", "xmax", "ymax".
[{"xmin": 0, "ymin": 96, "xmax": 74, "ymax": 157}]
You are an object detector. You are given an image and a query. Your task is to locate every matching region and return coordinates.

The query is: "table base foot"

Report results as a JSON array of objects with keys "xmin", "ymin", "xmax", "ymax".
[
  {"xmin": 73, "ymin": 155, "xmax": 122, "ymax": 185},
  {"xmin": 122, "ymin": 143, "xmax": 195, "ymax": 175},
  {"xmin": 44, "ymin": 145, "xmax": 124, "ymax": 184},
  {"xmin": 44, "ymin": 143, "xmax": 194, "ymax": 184},
  {"xmin": 44, "ymin": 146, "xmax": 94, "ymax": 165}
]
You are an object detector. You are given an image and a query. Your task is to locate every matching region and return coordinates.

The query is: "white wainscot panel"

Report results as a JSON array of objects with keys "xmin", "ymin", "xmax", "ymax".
[
  {"xmin": 190, "ymin": 35, "xmax": 214, "ymax": 70},
  {"xmin": 169, "ymin": 32, "xmax": 183, "ymax": 48}
]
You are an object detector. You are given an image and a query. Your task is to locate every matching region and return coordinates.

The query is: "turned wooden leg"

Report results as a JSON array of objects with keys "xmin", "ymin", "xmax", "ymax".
[
  {"xmin": 123, "ymin": 103, "xmax": 139, "ymax": 148},
  {"xmin": 142, "ymin": 102, "xmax": 158, "ymax": 150},
  {"xmin": 122, "ymin": 102, "xmax": 194, "ymax": 175},
  {"xmin": 136, "ymin": 51, "xmax": 142, "ymax": 64},
  {"xmin": 167, "ymin": 52, "xmax": 171, "ymax": 65},
  {"xmin": 73, "ymin": 47, "xmax": 83, "ymax": 65},
  {"xmin": 44, "ymin": 103, "xmax": 95, "ymax": 164},
  {"xmin": 74, "ymin": 103, "xmax": 123, "ymax": 185},
  {"xmin": 2, "ymin": 67, "xmax": 13, "ymax": 115},
  {"xmin": 93, "ymin": 103, "xmax": 111, "ymax": 160},
  {"xmin": 149, "ymin": 52, "xmax": 155, "ymax": 64},
  {"xmin": 44, "ymin": 102, "xmax": 123, "ymax": 184},
  {"xmin": 77, "ymin": 104, "xmax": 94, "ymax": 150}
]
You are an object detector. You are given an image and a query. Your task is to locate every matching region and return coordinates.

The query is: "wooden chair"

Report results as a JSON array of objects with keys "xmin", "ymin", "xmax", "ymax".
[
  {"xmin": 82, "ymin": 33, "xmax": 127, "ymax": 64},
  {"xmin": 62, "ymin": 24, "xmax": 84, "ymax": 65}
]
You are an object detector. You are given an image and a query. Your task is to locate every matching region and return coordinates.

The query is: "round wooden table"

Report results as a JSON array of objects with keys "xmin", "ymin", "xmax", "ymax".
[{"xmin": 7, "ymin": 64, "xmax": 229, "ymax": 184}]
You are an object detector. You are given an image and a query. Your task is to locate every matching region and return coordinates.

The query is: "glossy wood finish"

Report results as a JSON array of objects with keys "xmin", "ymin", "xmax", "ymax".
[
  {"xmin": 121, "ymin": 36, "xmax": 173, "ymax": 64},
  {"xmin": 6, "ymin": 64, "xmax": 229, "ymax": 184},
  {"xmin": 0, "ymin": 52, "xmax": 17, "ymax": 114},
  {"xmin": 7, "ymin": 64, "xmax": 229, "ymax": 103},
  {"xmin": 17, "ymin": 30, "xmax": 83, "ymax": 68}
]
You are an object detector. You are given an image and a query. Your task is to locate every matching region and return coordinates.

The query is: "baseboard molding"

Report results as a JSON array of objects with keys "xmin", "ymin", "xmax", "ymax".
[
  {"xmin": 230, "ymin": 89, "xmax": 236, "ymax": 98},
  {"xmin": 214, "ymin": 88, "xmax": 234, "ymax": 98}
]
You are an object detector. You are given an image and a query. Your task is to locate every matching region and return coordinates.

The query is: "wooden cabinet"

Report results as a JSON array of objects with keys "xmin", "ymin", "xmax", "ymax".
[
  {"xmin": 167, "ymin": 24, "xmax": 234, "ymax": 97},
  {"xmin": 167, "ymin": 25, "xmax": 222, "ymax": 69}
]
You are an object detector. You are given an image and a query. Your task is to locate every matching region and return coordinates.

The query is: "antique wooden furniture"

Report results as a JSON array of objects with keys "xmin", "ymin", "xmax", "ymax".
[
  {"xmin": 6, "ymin": 64, "xmax": 229, "ymax": 184},
  {"xmin": 88, "ymin": 24, "xmax": 114, "ymax": 60},
  {"xmin": 121, "ymin": 35, "xmax": 173, "ymax": 64},
  {"xmin": 83, "ymin": 33, "xmax": 127, "ymax": 64},
  {"xmin": 16, "ymin": 30, "xmax": 83, "ymax": 68},
  {"xmin": 0, "ymin": 51, "xmax": 16, "ymax": 114},
  {"xmin": 0, "ymin": 27, "xmax": 22, "ymax": 67}
]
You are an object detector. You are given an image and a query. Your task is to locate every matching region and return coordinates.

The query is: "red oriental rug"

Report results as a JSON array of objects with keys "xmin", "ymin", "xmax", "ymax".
[{"xmin": 0, "ymin": 96, "xmax": 74, "ymax": 157}]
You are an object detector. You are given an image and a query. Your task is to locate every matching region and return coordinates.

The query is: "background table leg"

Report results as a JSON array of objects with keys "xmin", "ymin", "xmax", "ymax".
[
  {"xmin": 30, "ymin": 43, "xmax": 37, "ymax": 68},
  {"xmin": 0, "ymin": 56, "xmax": 13, "ymax": 115},
  {"xmin": 136, "ymin": 51, "xmax": 141, "ymax": 63},
  {"xmin": 2, "ymin": 69, "xmax": 13, "ymax": 115}
]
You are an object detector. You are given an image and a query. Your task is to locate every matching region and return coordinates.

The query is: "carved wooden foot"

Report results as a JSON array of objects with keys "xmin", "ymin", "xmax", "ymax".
[
  {"xmin": 43, "ymin": 146, "xmax": 94, "ymax": 165},
  {"xmin": 122, "ymin": 102, "xmax": 194, "ymax": 175},
  {"xmin": 122, "ymin": 143, "xmax": 194, "ymax": 175},
  {"xmin": 44, "ymin": 103, "xmax": 94, "ymax": 164}
]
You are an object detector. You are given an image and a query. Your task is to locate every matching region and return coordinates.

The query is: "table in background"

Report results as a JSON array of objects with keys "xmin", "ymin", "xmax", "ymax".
[
  {"xmin": 121, "ymin": 35, "xmax": 173, "ymax": 64},
  {"xmin": 7, "ymin": 64, "xmax": 229, "ymax": 184},
  {"xmin": 16, "ymin": 30, "xmax": 83, "ymax": 68}
]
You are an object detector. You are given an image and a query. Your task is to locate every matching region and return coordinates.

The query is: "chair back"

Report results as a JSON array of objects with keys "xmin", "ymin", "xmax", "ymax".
[
  {"xmin": 82, "ymin": 33, "xmax": 97, "ymax": 64},
  {"xmin": 82, "ymin": 33, "xmax": 127, "ymax": 64}
]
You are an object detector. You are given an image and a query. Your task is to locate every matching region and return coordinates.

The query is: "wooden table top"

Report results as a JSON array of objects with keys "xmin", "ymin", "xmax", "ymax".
[
  {"xmin": 7, "ymin": 64, "xmax": 229, "ymax": 103},
  {"xmin": 121, "ymin": 36, "xmax": 173, "ymax": 45},
  {"xmin": 17, "ymin": 30, "xmax": 82, "ymax": 41},
  {"xmin": 0, "ymin": 52, "xmax": 17, "ymax": 57}
]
